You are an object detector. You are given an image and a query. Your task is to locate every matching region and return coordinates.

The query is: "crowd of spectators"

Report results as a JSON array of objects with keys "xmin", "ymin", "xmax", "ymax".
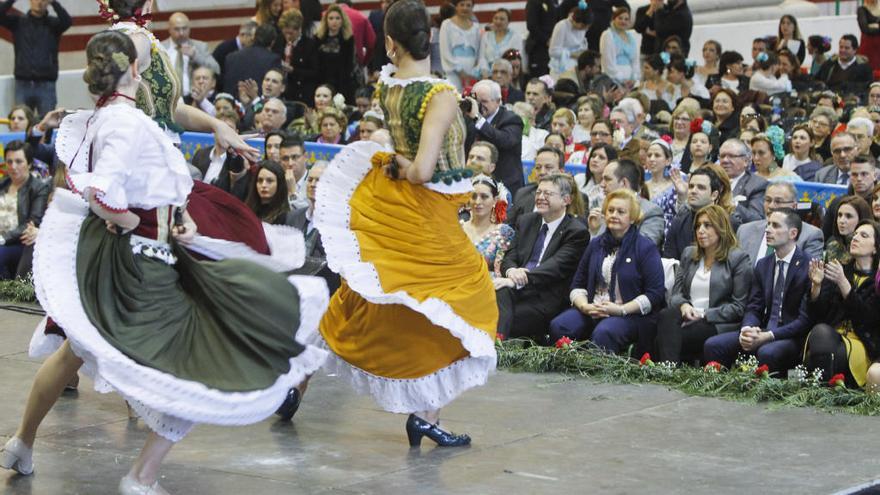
[{"xmin": 6, "ymin": 0, "xmax": 880, "ymax": 390}]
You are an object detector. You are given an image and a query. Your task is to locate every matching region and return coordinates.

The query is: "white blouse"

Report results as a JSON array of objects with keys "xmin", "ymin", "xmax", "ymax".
[
  {"xmin": 57, "ymin": 104, "xmax": 193, "ymax": 211},
  {"xmin": 0, "ymin": 192, "xmax": 17, "ymax": 235},
  {"xmin": 478, "ymin": 29, "xmax": 525, "ymax": 76},
  {"xmin": 548, "ymin": 18, "xmax": 588, "ymax": 78},
  {"xmin": 749, "ymin": 71, "xmax": 792, "ymax": 95},
  {"xmin": 689, "ymin": 261, "xmax": 712, "ymax": 313}
]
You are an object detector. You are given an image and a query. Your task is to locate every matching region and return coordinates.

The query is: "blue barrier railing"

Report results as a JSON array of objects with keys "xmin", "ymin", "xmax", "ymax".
[{"xmin": 0, "ymin": 131, "xmax": 850, "ymax": 207}]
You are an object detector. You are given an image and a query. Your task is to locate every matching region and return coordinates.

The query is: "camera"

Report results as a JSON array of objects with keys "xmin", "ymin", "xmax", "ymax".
[{"xmin": 459, "ymin": 98, "xmax": 475, "ymax": 115}]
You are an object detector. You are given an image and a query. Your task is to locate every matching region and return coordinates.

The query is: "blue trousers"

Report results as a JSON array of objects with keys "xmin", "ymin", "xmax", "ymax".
[
  {"xmin": 0, "ymin": 244, "xmax": 24, "ymax": 280},
  {"xmin": 703, "ymin": 331, "xmax": 802, "ymax": 374},
  {"xmin": 549, "ymin": 308, "xmax": 657, "ymax": 355},
  {"xmin": 15, "ymin": 79, "xmax": 57, "ymax": 116}
]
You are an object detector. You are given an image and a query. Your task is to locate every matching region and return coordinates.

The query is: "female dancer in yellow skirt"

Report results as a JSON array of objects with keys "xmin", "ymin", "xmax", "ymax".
[{"xmin": 306, "ymin": 0, "xmax": 498, "ymax": 447}]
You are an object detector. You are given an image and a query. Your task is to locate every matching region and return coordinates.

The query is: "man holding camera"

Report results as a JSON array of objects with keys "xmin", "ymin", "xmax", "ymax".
[{"xmin": 464, "ymin": 79, "xmax": 525, "ymax": 196}]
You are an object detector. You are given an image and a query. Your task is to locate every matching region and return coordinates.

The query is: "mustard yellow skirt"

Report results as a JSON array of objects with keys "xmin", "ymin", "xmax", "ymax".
[{"xmin": 310, "ymin": 141, "xmax": 497, "ymax": 413}]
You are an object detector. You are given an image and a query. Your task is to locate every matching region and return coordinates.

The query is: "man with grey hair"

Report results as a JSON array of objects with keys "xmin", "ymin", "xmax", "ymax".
[
  {"xmin": 490, "ymin": 59, "xmax": 524, "ymax": 104},
  {"xmin": 736, "ymin": 181, "xmax": 824, "ymax": 266},
  {"xmin": 258, "ymin": 97, "xmax": 287, "ymax": 133},
  {"xmin": 496, "ymin": 173, "xmax": 590, "ymax": 341},
  {"xmin": 465, "ymin": 79, "xmax": 525, "ymax": 194},
  {"xmin": 846, "ymin": 117, "xmax": 874, "ymax": 157},
  {"xmin": 815, "ymin": 132, "xmax": 858, "ymax": 185},
  {"xmin": 609, "ymin": 103, "xmax": 642, "ymax": 163},
  {"xmin": 719, "ymin": 138, "xmax": 767, "ymax": 222}
]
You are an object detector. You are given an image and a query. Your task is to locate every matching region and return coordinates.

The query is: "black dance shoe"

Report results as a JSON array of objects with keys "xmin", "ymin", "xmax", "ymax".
[
  {"xmin": 275, "ymin": 388, "xmax": 301, "ymax": 421},
  {"xmin": 405, "ymin": 414, "xmax": 471, "ymax": 447}
]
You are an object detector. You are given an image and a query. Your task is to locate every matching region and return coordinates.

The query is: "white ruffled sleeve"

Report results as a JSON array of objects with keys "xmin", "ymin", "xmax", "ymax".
[{"xmin": 66, "ymin": 113, "xmax": 140, "ymax": 212}]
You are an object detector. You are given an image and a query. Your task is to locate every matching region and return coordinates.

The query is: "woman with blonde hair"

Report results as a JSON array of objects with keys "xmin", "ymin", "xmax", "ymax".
[
  {"xmin": 255, "ymin": 0, "xmax": 283, "ymax": 26},
  {"xmin": 572, "ymin": 96, "xmax": 601, "ymax": 144},
  {"xmin": 551, "ymin": 107, "xmax": 585, "ymax": 161},
  {"xmin": 656, "ymin": 204, "xmax": 751, "ymax": 363},
  {"xmin": 315, "ymin": 3, "xmax": 356, "ymax": 101},
  {"xmin": 549, "ymin": 188, "xmax": 665, "ymax": 355}
]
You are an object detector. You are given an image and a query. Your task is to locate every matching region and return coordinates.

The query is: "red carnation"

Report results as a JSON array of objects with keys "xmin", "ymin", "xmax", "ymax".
[
  {"xmin": 555, "ymin": 336, "xmax": 573, "ymax": 348},
  {"xmin": 704, "ymin": 361, "xmax": 722, "ymax": 372},
  {"xmin": 660, "ymin": 134, "xmax": 673, "ymax": 144},
  {"xmin": 689, "ymin": 117, "xmax": 704, "ymax": 134},
  {"xmin": 639, "ymin": 352, "xmax": 654, "ymax": 366},
  {"xmin": 495, "ymin": 333, "xmax": 505, "ymax": 342},
  {"xmin": 828, "ymin": 373, "xmax": 846, "ymax": 388},
  {"xmin": 755, "ymin": 364, "xmax": 770, "ymax": 378}
]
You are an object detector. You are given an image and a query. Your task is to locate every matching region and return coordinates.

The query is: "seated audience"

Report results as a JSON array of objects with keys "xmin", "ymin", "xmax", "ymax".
[
  {"xmin": 310, "ymin": 107, "xmax": 348, "ymax": 145},
  {"xmin": 245, "ymin": 160, "xmax": 291, "ymax": 225},
  {"xmin": 718, "ymin": 138, "xmax": 767, "ymax": 223},
  {"xmin": 781, "ymin": 124, "xmax": 822, "ymax": 182},
  {"xmin": 815, "ymin": 34, "xmax": 873, "ymax": 95},
  {"xmin": 462, "ymin": 175, "xmax": 515, "ymax": 277},
  {"xmin": 6, "ymin": 105, "xmax": 35, "ymax": 133},
  {"xmin": 223, "ymin": 24, "xmax": 282, "ymax": 102},
  {"xmin": 737, "ymin": 182, "xmax": 824, "ymax": 266},
  {"xmin": 656, "ymin": 205, "xmax": 752, "ymax": 364},
  {"xmin": 508, "ymin": 147, "xmax": 565, "ymax": 226},
  {"xmin": 279, "ymin": 136, "xmax": 309, "ymax": 209},
  {"xmin": 496, "ymin": 174, "xmax": 590, "ymax": 341},
  {"xmin": 663, "ymin": 164, "xmax": 739, "ymax": 259},
  {"xmin": 816, "ymin": 132, "xmax": 858, "ymax": 185},
  {"xmin": 575, "ymin": 142, "xmax": 617, "ymax": 211},
  {"xmin": 823, "ymin": 195, "xmax": 872, "ymax": 266},
  {"xmin": 808, "ymin": 106, "xmax": 838, "ymax": 162},
  {"xmin": 704, "ymin": 208, "xmax": 812, "ymax": 374},
  {"xmin": 595, "ymin": 159, "xmax": 665, "ymax": 247},
  {"xmin": 805, "ymin": 220, "xmax": 880, "ymax": 390},
  {"xmin": 0, "ymin": 141, "xmax": 49, "ymax": 279},
  {"xmin": 550, "ymin": 188, "xmax": 665, "ymax": 355},
  {"xmin": 711, "ymin": 88, "xmax": 741, "ymax": 145}
]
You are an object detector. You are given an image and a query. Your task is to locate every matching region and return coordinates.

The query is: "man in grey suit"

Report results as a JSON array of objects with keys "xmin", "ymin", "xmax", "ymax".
[
  {"xmin": 719, "ymin": 139, "xmax": 767, "ymax": 223},
  {"xmin": 814, "ymin": 132, "xmax": 858, "ymax": 186},
  {"xmin": 162, "ymin": 12, "xmax": 220, "ymax": 97},
  {"xmin": 595, "ymin": 159, "xmax": 665, "ymax": 248},
  {"xmin": 737, "ymin": 182, "xmax": 824, "ymax": 266}
]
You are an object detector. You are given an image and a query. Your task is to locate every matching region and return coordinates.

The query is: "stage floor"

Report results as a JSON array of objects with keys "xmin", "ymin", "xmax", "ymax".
[{"xmin": 1, "ymin": 308, "xmax": 879, "ymax": 495}]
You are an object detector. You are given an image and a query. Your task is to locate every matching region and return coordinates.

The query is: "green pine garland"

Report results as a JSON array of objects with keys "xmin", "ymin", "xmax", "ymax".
[
  {"xmin": 0, "ymin": 277, "xmax": 36, "ymax": 303},
  {"xmin": 496, "ymin": 339, "xmax": 880, "ymax": 416}
]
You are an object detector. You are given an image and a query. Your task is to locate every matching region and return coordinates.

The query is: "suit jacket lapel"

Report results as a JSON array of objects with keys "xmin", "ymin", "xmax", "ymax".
[
  {"xmin": 540, "ymin": 215, "xmax": 570, "ymax": 264},
  {"xmin": 520, "ymin": 216, "xmax": 542, "ymax": 264},
  {"xmin": 783, "ymin": 250, "xmax": 803, "ymax": 295}
]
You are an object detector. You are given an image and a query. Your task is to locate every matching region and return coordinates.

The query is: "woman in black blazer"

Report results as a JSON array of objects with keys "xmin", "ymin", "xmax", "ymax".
[
  {"xmin": 0, "ymin": 141, "xmax": 50, "ymax": 279},
  {"xmin": 656, "ymin": 204, "xmax": 752, "ymax": 363}
]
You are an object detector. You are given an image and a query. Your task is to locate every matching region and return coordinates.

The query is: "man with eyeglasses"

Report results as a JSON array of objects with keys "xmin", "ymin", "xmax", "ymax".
[
  {"xmin": 736, "ymin": 182, "xmax": 824, "ymax": 266},
  {"xmin": 490, "ymin": 59, "xmax": 524, "ymax": 104},
  {"xmin": 507, "ymin": 146, "xmax": 588, "ymax": 226},
  {"xmin": 496, "ymin": 173, "xmax": 589, "ymax": 342},
  {"xmin": 846, "ymin": 117, "xmax": 874, "ymax": 157},
  {"xmin": 815, "ymin": 132, "xmax": 858, "ymax": 185},
  {"xmin": 718, "ymin": 138, "xmax": 767, "ymax": 223}
]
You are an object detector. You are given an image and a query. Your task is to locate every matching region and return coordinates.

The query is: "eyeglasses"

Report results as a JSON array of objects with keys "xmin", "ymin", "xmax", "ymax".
[
  {"xmin": 810, "ymin": 119, "xmax": 831, "ymax": 128},
  {"xmin": 673, "ymin": 116, "xmax": 691, "ymax": 123},
  {"xmin": 764, "ymin": 197, "xmax": 794, "ymax": 205},
  {"xmin": 535, "ymin": 190, "xmax": 561, "ymax": 198},
  {"xmin": 718, "ymin": 153, "xmax": 747, "ymax": 160},
  {"xmin": 591, "ymin": 131, "xmax": 611, "ymax": 137},
  {"xmin": 832, "ymin": 146, "xmax": 855, "ymax": 154}
]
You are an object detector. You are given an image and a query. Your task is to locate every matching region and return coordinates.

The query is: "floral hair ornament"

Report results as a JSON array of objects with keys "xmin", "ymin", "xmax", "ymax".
[
  {"xmin": 756, "ymin": 51, "xmax": 769, "ymax": 63},
  {"xmin": 97, "ymin": 0, "xmax": 152, "ymax": 27},
  {"xmin": 111, "ymin": 52, "xmax": 131, "ymax": 71},
  {"xmin": 332, "ymin": 93, "xmax": 346, "ymax": 111},
  {"xmin": 685, "ymin": 58, "xmax": 697, "ymax": 69},
  {"xmin": 578, "ymin": 0, "xmax": 588, "ymax": 10},
  {"xmin": 765, "ymin": 125, "xmax": 786, "ymax": 160},
  {"xmin": 659, "ymin": 51, "xmax": 671, "ymax": 65},
  {"xmin": 689, "ymin": 117, "xmax": 703, "ymax": 134},
  {"xmin": 539, "ymin": 74, "xmax": 555, "ymax": 91}
]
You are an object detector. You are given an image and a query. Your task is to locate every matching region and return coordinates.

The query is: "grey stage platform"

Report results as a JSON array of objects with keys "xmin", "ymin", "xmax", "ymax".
[{"xmin": 1, "ymin": 308, "xmax": 879, "ymax": 495}]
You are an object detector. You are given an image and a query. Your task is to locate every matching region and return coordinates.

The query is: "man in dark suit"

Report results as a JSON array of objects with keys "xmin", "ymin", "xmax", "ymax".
[
  {"xmin": 212, "ymin": 20, "xmax": 257, "ymax": 93},
  {"xmin": 704, "ymin": 209, "xmax": 812, "ymax": 374},
  {"xmin": 464, "ymin": 79, "xmax": 524, "ymax": 196},
  {"xmin": 525, "ymin": 0, "xmax": 579, "ymax": 76},
  {"xmin": 223, "ymin": 23, "xmax": 281, "ymax": 101},
  {"xmin": 507, "ymin": 146, "xmax": 565, "ymax": 227},
  {"xmin": 719, "ymin": 138, "xmax": 767, "ymax": 223},
  {"xmin": 276, "ymin": 7, "xmax": 319, "ymax": 104},
  {"xmin": 190, "ymin": 143, "xmax": 250, "ymax": 201},
  {"xmin": 496, "ymin": 174, "xmax": 590, "ymax": 341},
  {"xmin": 663, "ymin": 165, "xmax": 742, "ymax": 260},
  {"xmin": 815, "ymin": 132, "xmax": 857, "ymax": 186},
  {"xmin": 286, "ymin": 162, "xmax": 341, "ymax": 295}
]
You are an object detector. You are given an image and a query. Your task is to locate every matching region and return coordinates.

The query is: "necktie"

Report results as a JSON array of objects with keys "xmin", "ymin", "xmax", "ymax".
[
  {"xmin": 767, "ymin": 260, "xmax": 785, "ymax": 330},
  {"xmin": 837, "ymin": 173, "xmax": 848, "ymax": 186},
  {"xmin": 175, "ymin": 47, "xmax": 185, "ymax": 83},
  {"xmin": 525, "ymin": 224, "xmax": 549, "ymax": 270}
]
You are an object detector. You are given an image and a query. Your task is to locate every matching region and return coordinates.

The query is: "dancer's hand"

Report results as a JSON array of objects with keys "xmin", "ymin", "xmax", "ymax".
[
  {"xmin": 172, "ymin": 219, "xmax": 197, "ymax": 245},
  {"xmin": 386, "ymin": 153, "xmax": 410, "ymax": 180},
  {"xmin": 214, "ymin": 124, "xmax": 261, "ymax": 162}
]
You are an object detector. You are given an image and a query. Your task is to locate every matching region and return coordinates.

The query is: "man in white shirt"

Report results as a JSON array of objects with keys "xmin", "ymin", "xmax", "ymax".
[{"xmin": 279, "ymin": 137, "xmax": 309, "ymax": 210}]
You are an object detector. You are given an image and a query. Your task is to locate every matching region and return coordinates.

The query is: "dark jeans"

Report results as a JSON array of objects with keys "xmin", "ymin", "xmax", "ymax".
[
  {"xmin": 703, "ymin": 330, "xmax": 802, "ymax": 375},
  {"xmin": 0, "ymin": 244, "xmax": 25, "ymax": 280},
  {"xmin": 15, "ymin": 79, "xmax": 57, "ymax": 116}
]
